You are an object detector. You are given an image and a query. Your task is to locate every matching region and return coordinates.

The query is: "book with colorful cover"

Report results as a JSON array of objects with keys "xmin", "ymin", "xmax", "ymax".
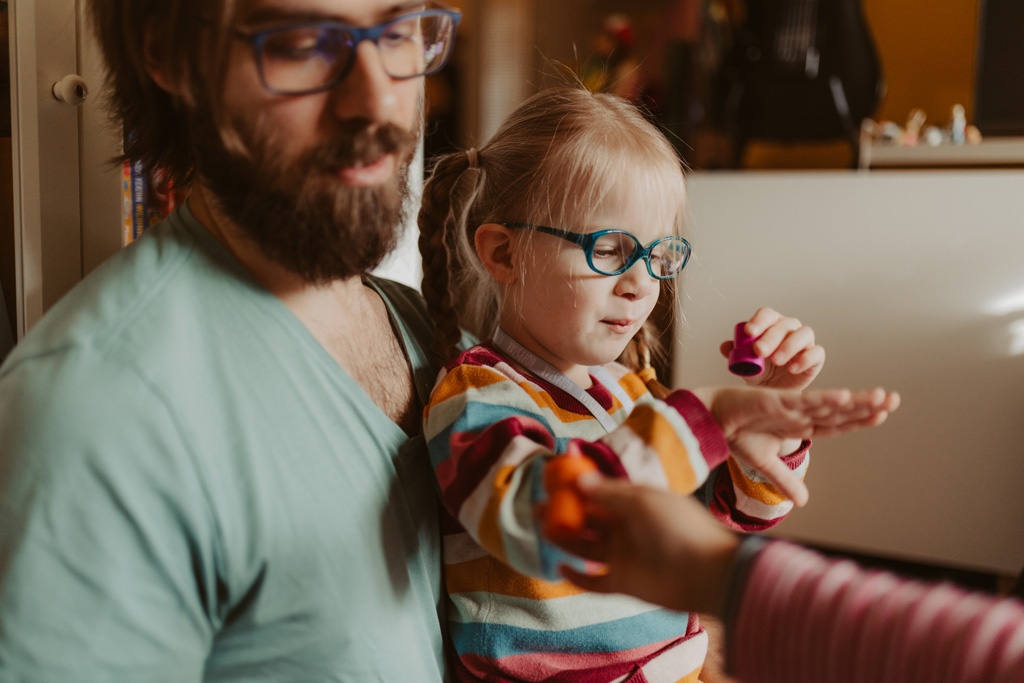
[
  {"xmin": 121, "ymin": 159, "xmax": 132, "ymax": 246},
  {"xmin": 130, "ymin": 158, "xmax": 147, "ymax": 242},
  {"xmin": 121, "ymin": 157, "xmax": 187, "ymax": 246}
]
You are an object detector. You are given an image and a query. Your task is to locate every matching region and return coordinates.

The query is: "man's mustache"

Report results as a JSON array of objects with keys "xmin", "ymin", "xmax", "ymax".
[{"xmin": 309, "ymin": 123, "xmax": 417, "ymax": 170}]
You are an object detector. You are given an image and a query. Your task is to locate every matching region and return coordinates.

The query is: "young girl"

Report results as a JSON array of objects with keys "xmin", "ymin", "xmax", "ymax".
[{"xmin": 418, "ymin": 87, "xmax": 892, "ymax": 682}]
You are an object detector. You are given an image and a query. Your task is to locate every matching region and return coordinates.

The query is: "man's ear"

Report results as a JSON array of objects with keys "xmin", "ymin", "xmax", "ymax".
[
  {"xmin": 475, "ymin": 223, "xmax": 518, "ymax": 284},
  {"xmin": 143, "ymin": 22, "xmax": 182, "ymax": 95}
]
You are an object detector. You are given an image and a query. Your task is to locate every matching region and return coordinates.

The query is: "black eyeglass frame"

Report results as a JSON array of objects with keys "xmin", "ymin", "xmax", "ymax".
[
  {"xmin": 233, "ymin": 5, "xmax": 462, "ymax": 95},
  {"xmin": 501, "ymin": 222, "xmax": 692, "ymax": 281}
]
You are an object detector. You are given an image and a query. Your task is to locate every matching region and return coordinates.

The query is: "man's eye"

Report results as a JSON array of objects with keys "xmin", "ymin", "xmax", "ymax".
[
  {"xmin": 264, "ymin": 33, "xmax": 320, "ymax": 60},
  {"xmin": 382, "ymin": 15, "xmax": 420, "ymax": 42},
  {"xmin": 381, "ymin": 27, "xmax": 416, "ymax": 46}
]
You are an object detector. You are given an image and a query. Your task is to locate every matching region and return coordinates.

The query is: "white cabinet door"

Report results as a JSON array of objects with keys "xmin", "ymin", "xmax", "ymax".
[{"xmin": 9, "ymin": 0, "xmax": 119, "ymax": 336}]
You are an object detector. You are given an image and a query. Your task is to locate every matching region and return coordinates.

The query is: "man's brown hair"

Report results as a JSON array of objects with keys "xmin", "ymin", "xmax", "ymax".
[{"xmin": 87, "ymin": 0, "xmax": 241, "ymax": 189}]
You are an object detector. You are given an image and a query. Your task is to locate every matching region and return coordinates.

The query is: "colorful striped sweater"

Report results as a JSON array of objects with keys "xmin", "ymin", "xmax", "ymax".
[
  {"xmin": 423, "ymin": 344, "xmax": 810, "ymax": 682},
  {"xmin": 728, "ymin": 540, "xmax": 1024, "ymax": 683}
]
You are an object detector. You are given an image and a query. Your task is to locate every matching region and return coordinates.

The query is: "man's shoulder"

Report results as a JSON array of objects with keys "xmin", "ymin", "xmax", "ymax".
[{"xmin": 2, "ymin": 211, "xmax": 249, "ymax": 376}]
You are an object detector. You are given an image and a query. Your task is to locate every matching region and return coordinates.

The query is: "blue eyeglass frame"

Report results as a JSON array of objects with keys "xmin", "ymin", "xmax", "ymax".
[
  {"xmin": 233, "ymin": 5, "xmax": 462, "ymax": 95},
  {"xmin": 501, "ymin": 222, "xmax": 692, "ymax": 280}
]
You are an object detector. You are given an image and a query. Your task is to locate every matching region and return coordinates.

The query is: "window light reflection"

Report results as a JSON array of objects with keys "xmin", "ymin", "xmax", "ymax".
[
  {"xmin": 984, "ymin": 288, "xmax": 1024, "ymax": 316},
  {"xmin": 1010, "ymin": 319, "xmax": 1024, "ymax": 357}
]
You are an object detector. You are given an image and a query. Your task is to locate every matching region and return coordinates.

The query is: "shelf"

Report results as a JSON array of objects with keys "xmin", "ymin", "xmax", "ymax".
[{"xmin": 860, "ymin": 136, "xmax": 1024, "ymax": 170}]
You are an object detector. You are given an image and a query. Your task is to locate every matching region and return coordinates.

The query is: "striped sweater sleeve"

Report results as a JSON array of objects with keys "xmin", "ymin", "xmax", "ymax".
[
  {"xmin": 727, "ymin": 540, "xmax": 1024, "ymax": 683},
  {"xmin": 423, "ymin": 348, "xmax": 729, "ymax": 580},
  {"xmin": 698, "ymin": 442, "xmax": 811, "ymax": 532}
]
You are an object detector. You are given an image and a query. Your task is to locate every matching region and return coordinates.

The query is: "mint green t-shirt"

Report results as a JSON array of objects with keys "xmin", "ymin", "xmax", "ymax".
[{"xmin": 0, "ymin": 205, "xmax": 447, "ymax": 682}]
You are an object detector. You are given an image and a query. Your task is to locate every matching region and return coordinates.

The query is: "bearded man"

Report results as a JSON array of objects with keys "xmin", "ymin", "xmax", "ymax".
[{"xmin": 0, "ymin": 2, "xmax": 461, "ymax": 680}]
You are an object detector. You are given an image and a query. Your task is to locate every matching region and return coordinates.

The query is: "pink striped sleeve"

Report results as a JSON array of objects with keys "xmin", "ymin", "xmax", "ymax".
[{"xmin": 729, "ymin": 541, "xmax": 1024, "ymax": 683}]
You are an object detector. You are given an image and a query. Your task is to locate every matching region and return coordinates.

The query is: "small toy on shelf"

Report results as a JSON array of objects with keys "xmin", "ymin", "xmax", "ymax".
[{"xmin": 903, "ymin": 108, "xmax": 926, "ymax": 146}]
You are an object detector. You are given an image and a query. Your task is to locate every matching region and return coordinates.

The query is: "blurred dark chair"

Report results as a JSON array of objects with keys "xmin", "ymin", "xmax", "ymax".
[{"xmin": 718, "ymin": 0, "xmax": 884, "ymax": 168}]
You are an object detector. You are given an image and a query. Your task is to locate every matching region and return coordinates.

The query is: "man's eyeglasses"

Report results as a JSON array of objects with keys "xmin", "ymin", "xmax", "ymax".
[
  {"xmin": 234, "ymin": 5, "xmax": 461, "ymax": 95},
  {"xmin": 501, "ymin": 222, "xmax": 692, "ymax": 281}
]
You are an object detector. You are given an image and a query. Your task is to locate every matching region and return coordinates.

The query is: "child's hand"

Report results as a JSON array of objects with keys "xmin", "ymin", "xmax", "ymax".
[
  {"xmin": 721, "ymin": 308, "xmax": 824, "ymax": 391},
  {"xmin": 691, "ymin": 385, "xmax": 900, "ymax": 506}
]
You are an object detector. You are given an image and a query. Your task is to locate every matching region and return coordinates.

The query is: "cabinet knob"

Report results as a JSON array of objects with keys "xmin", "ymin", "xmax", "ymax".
[{"xmin": 51, "ymin": 75, "xmax": 90, "ymax": 106}]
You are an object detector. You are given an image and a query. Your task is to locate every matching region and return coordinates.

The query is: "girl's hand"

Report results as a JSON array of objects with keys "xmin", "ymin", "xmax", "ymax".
[
  {"xmin": 691, "ymin": 385, "xmax": 900, "ymax": 507},
  {"xmin": 721, "ymin": 307, "xmax": 824, "ymax": 391}
]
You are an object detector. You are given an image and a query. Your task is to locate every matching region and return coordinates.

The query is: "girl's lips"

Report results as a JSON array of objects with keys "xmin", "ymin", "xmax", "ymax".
[
  {"xmin": 602, "ymin": 319, "xmax": 635, "ymax": 333},
  {"xmin": 335, "ymin": 154, "xmax": 395, "ymax": 187}
]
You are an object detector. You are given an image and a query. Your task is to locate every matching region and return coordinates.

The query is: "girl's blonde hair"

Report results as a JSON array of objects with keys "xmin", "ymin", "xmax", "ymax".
[{"xmin": 418, "ymin": 86, "xmax": 687, "ymax": 368}]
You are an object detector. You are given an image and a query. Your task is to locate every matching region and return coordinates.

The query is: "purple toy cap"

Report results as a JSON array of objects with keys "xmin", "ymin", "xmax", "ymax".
[{"xmin": 728, "ymin": 322, "xmax": 765, "ymax": 377}]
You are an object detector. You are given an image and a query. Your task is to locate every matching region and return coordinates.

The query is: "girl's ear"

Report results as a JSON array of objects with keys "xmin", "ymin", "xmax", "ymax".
[{"xmin": 475, "ymin": 223, "xmax": 518, "ymax": 284}]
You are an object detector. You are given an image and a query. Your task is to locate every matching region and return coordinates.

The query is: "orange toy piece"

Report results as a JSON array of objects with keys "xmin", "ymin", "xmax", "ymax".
[{"xmin": 543, "ymin": 443, "xmax": 599, "ymax": 540}]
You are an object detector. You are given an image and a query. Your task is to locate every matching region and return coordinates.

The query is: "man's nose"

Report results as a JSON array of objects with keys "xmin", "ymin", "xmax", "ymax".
[{"xmin": 329, "ymin": 41, "xmax": 399, "ymax": 122}]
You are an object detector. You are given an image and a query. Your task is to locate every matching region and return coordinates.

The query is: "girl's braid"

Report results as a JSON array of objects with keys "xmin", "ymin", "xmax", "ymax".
[{"xmin": 418, "ymin": 152, "xmax": 476, "ymax": 362}]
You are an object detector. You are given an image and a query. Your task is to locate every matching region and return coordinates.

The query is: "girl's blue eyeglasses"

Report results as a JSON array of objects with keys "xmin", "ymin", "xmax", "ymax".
[
  {"xmin": 233, "ymin": 5, "xmax": 461, "ymax": 95},
  {"xmin": 501, "ymin": 222, "xmax": 692, "ymax": 281}
]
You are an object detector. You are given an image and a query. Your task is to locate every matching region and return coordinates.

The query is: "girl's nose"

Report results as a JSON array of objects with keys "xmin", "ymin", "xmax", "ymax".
[{"xmin": 613, "ymin": 259, "xmax": 657, "ymax": 300}]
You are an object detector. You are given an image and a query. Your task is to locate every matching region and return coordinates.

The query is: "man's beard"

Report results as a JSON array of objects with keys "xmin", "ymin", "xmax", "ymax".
[{"xmin": 191, "ymin": 106, "xmax": 420, "ymax": 284}]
